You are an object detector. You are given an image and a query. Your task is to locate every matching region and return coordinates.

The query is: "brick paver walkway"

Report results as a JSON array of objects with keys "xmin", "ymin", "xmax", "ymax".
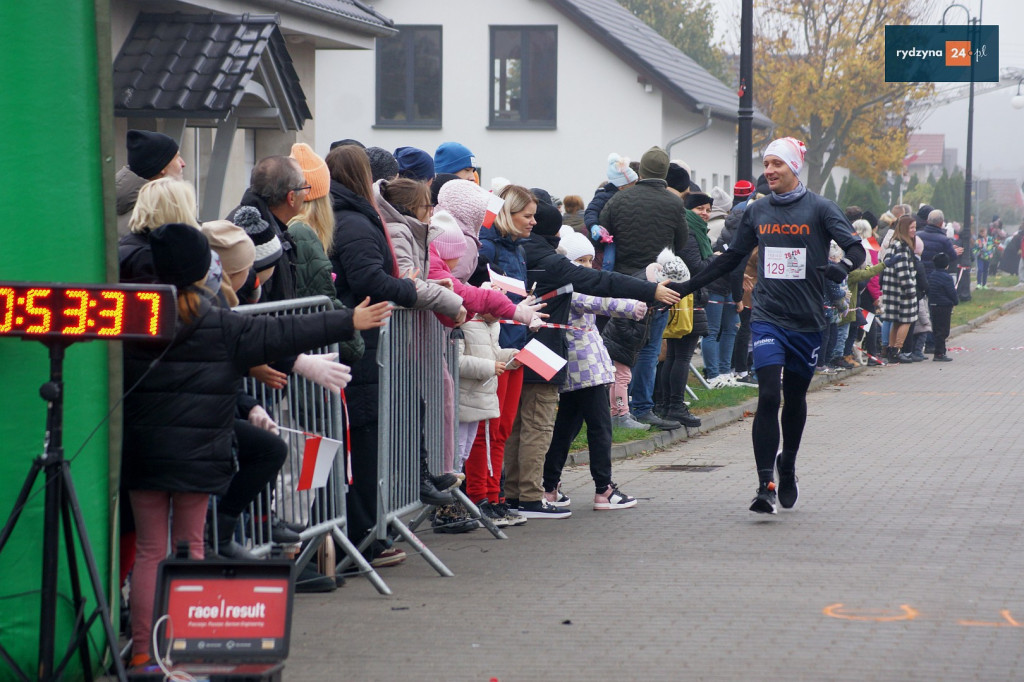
[{"xmin": 287, "ymin": 308, "xmax": 1024, "ymax": 681}]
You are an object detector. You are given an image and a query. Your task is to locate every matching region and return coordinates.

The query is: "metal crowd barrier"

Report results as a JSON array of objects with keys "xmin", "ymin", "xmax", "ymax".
[{"xmin": 231, "ymin": 295, "xmax": 389, "ymax": 595}]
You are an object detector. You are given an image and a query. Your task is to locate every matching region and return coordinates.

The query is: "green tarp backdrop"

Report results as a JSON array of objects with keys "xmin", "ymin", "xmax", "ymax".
[{"xmin": 0, "ymin": 1, "xmax": 117, "ymax": 678}]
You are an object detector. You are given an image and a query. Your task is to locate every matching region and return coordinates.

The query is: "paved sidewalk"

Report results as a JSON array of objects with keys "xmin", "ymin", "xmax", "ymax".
[{"xmin": 287, "ymin": 306, "xmax": 1024, "ymax": 681}]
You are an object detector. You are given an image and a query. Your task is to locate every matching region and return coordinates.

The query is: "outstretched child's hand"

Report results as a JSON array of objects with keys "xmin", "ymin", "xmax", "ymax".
[{"xmin": 352, "ymin": 297, "xmax": 392, "ymax": 330}]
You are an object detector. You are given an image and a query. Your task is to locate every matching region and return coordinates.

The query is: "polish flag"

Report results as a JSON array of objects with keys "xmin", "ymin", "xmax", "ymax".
[
  {"xmin": 515, "ymin": 338, "xmax": 567, "ymax": 381},
  {"xmin": 297, "ymin": 435, "xmax": 341, "ymax": 491},
  {"xmin": 860, "ymin": 310, "xmax": 875, "ymax": 331},
  {"xmin": 539, "ymin": 284, "xmax": 573, "ymax": 301},
  {"xmin": 488, "ymin": 265, "xmax": 528, "ymax": 296},
  {"xmin": 482, "ymin": 194, "xmax": 505, "ymax": 228},
  {"xmin": 903, "ymin": 149, "xmax": 926, "ymax": 166}
]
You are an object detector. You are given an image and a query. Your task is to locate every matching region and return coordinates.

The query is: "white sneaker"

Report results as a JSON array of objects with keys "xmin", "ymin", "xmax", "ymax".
[
  {"xmin": 543, "ymin": 484, "xmax": 571, "ymax": 508},
  {"xmin": 594, "ymin": 484, "xmax": 638, "ymax": 510},
  {"xmin": 612, "ymin": 414, "xmax": 650, "ymax": 430}
]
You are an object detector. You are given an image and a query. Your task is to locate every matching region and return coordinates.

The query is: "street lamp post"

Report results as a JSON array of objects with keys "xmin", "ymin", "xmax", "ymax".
[
  {"xmin": 942, "ymin": 2, "xmax": 980, "ymax": 301},
  {"xmin": 736, "ymin": 0, "xmax": 754, "ymax": 185}
]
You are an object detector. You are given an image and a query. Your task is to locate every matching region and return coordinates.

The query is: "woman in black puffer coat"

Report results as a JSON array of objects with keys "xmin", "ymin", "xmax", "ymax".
[{"xmin": 125, "ymin": 223, "xmax": 388, "ymax": 665}]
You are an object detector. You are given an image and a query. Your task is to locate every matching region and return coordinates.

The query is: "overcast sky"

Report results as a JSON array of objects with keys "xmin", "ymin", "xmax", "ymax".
[{"xmin": 709, "ymin": 0, "xmax": 1024, "ymax": 181}]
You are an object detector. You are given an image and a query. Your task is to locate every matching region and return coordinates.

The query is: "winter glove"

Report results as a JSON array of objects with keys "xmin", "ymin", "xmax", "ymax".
[
  {"xmin": 512, "ymin": 296, "xmax": 546, "ymax": 323},
  {"xmin": 292, "ymin": 353, "xmax": 352, "ymax": 394},
  {"xmin": 528, "ymin": 314, "xmax": 545, "ymax": 332},
  {"xmin": 819, "ymin": 259, "xmax": 853, "ymax": 283},
  {"xmin": 598, "ymin": 226, "xmax": 614, "ymax": 244},
  {"xmin": 633, "ymin": 301, "xmax": 649, "ymax": 320},
  {"xmin": 590, "ymin": 225, "xmax": 602, "ymax": 241},
  {"xmin": 247, "ymin": 404, "xmax": 279, "ymax": 435},
  {"xmin": 883, "ymin": 253, "xmax": 906, "ymax": 268}
]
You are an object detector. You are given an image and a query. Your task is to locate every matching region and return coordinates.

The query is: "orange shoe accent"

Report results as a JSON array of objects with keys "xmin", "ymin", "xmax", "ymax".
[
  {"xmin": 767, "ymin": 481, "xmax": 777, "ymax": 491},
  {"xmin": 130, "ymin": 653, "xmax": 153, "ymax": 667}
]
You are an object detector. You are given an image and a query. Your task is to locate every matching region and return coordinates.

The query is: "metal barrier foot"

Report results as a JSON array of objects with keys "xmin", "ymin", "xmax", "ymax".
[
  {"xmin": 453, "ymin": 489, "xmax": 507, "ymax": 540},
  {"xmin": 331, "ymin": 527, "xmax": 392, "ymax": 595},
  {"xmin": 406, "ymin": 504, "xmax": 433, "ymax": 534},
  {"xmin": 389, "ymin": 518, "xmax": 454, "ymax": 577}
]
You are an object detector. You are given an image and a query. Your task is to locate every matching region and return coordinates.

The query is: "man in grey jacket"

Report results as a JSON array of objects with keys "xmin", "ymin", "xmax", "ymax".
[{"xmin": 599, "ymin": 146, "xmax": 689, "ymax": 429}]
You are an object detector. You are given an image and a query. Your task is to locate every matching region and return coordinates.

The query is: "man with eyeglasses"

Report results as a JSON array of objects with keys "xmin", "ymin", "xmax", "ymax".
[{"xmin": 227, "ymin": 155, "xmax": 307, "ymax": 302}]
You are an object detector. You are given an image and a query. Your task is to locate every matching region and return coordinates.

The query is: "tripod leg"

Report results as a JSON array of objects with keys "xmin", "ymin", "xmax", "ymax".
[
  {"xmin": 61, "ymin": 465, "xmax": 127, "ymax": 681},
  {"xmin": 0, "ymin": 459, "xmax": 45, "ymax": 553},
  {"xmin": 55, "ymin": 469, "xmax": 95, "ymax": 682}
]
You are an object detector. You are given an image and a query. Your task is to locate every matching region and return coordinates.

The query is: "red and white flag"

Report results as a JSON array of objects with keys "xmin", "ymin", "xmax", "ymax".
[
  {"xmin": 539, "ymin": 284, "xmax": 573, "ymax": 301},
  {"xmin": 515, "ymin": 338, "xmax": 567, "ymax": 381},
  {"xmin": 860, "ymin": 310, "xmax": 875, "ymax": 331},
  {"xmin": 482, "ymin": 194, "xmax": 505, "ymax": 228},
  {"xmin": 297, "ymin": 435, "xmax": 341, "ymax": 491},
  {"xmin": 488, "ymin": 264, "xmax": 527, "ymax": 296}
]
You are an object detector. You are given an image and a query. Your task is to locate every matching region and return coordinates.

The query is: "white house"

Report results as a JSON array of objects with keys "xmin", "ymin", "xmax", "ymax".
[
  {"xmin": 108, "ymin": 0, "xmax": 397, "ymax": 220},
  {"xmin": 315, "ymin": 0, "xmax": 772, "ymax": 199}
]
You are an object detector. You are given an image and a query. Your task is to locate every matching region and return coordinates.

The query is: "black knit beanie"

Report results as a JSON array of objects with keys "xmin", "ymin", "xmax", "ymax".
[
  {"xmin": 150, "ymin": 223, "xmax": 211, "ymax": 288},
  {"xmin": 127, "ymin": 129, "xmax": 179, "ymax": 179}
]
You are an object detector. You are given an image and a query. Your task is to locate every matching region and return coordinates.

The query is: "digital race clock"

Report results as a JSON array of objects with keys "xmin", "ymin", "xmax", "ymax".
[{"xmin": 0, "ymin": 282, "xmax": 177, "ymax": 341}]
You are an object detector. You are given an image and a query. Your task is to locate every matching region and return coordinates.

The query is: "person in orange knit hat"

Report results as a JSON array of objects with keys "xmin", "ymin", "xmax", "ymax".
[{"xmin": 286, "ymin": 142, "xmax": 365, "ymax": 365}]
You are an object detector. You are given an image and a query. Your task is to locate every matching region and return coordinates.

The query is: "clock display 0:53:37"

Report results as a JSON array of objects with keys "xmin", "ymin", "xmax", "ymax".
[{"xmin": 0, "ymin": 282, "xmax": 176, "ymax": 341}]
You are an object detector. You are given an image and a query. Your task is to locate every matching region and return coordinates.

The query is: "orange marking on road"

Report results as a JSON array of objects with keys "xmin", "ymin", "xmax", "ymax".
[
  {"xmin": 959, "ymin": 610, "xmax": 1020, "ymax": 627},
  {"xmin": 823, "ymin": 603, "xmax": 918, "ymax": 622}
]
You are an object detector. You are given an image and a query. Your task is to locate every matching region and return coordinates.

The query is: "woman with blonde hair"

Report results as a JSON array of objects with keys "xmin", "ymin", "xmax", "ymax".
[
  {"xmin": 878, "ymin": 215, "xmax": 919, "ymax": 363},
  {"xmin": 123, "ymin": 222, "xmax": 390, "ymax": 665},
  {"xmin": 120, "ymin": 177, "xmax": 199, "ymax": 283}
]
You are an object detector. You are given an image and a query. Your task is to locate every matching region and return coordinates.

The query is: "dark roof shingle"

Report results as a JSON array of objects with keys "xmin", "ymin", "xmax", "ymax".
[
  {"xmin": 113, "ymin": 12, "xmax": 311, "ymax": 128},
  {"xmin": 548, "ymin": 0, "xmax": 771, "ymax": 128}
]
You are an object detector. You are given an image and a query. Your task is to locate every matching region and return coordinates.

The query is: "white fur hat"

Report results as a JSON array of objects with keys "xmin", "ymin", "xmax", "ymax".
[{"xmin": 558, "ymin": 230, "xmax": 595, "ymax": 264}]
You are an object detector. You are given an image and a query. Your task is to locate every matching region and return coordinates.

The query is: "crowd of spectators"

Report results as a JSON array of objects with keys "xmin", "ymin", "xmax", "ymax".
[{"xmin": 113, "ymin": 129, "xmax": 1024, "ymax": 665}]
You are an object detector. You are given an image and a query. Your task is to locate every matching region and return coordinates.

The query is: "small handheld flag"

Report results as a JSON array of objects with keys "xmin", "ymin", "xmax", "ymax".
[
  {"xmin": 514, "ymin": 338, "xmax": 567, "ymax": 381},
  {"xmin": 482, "ymin": 194, "xmax": 505, "ymax": 228}
]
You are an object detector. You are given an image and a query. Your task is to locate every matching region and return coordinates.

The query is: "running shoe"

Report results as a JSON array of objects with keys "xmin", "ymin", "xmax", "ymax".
[
  {"xmin": 775, "ymin": 454, "xmax": 799, "ymax": 509},
  {"xmin": 749, "ymin": 482, "xmax": 777, "ymax": 514}
]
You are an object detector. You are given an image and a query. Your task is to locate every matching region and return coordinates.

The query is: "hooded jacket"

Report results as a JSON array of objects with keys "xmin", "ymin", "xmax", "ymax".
[
  {"xmin": 122, "ymin": 300, "xmax": 356, "ymax": 493},
  {"xmin": 115, "ymin": 166, "xmax": 146, "ymax": 236},
  {"xmin": 374, "ymin": 181, "xmax": 463, "ymax": 319},
  {"xmin": 457, "ymin": 319, "xmax": 518, "ymax": 422},
  {"xmin": 329, "ymin": 180, "xmax": 418, "ymax": 427},
  {"xmin": 478, "ymin": 226, "xmax": 529, "ymax": 349}
]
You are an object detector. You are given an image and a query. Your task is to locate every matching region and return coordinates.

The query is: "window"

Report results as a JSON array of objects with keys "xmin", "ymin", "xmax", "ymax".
[
  {"xmin": 376, "ymin": 26, "xmax": 442, "ymax": 128},
  {"xmin": 490, "ymin": 26, "xmax": 557, "ymax": 129}
]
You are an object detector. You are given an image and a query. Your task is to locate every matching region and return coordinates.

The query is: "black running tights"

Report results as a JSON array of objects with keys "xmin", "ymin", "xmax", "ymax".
[{"xmin": 751, "ymin": 366, "xmax": 812, "ymax": 483}]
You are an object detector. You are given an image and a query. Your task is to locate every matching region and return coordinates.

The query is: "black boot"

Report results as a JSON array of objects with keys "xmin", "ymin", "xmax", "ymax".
[
  {"xmin": 665, "ymin": 400, "xmax": 701, "ymax": 428},
  {"xmin": 216, "ymin": 513, "xmax": 259, "ymax": 560},
  {"xmin": 420, "ymin": 457, "xmax": 454, "ymax": 506}
]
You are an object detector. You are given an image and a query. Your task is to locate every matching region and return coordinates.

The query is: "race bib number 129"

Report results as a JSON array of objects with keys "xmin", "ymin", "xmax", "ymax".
[{"xmin": 763, "ymin": 247, "xmax": 806, "ymax": 280}]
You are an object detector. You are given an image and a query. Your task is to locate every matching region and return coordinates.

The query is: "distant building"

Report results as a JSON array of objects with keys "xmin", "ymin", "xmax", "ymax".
[
  {"xmin": 315, "ymin": 0, "xmax": 772, "ymax": 199},
  {"xmin": 109, "ymin": 0, "xmax": 396, "ymax": 220},
  {"xmin": 904, "ymin": 133, "xmax": 955, "ymax": 182}
]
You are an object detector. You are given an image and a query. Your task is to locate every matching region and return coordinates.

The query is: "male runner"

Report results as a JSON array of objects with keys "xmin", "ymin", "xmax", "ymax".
[{"xmin": 669, "ymin": 137, "xmax": 865, "ymax": 514}]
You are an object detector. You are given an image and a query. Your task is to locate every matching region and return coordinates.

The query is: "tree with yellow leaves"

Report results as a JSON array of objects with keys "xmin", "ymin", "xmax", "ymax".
[{"xmin": 754, "ymin": 0, "xmax": 933, "ymax": 193}]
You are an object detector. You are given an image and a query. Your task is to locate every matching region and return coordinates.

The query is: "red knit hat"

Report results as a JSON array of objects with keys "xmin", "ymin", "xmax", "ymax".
[{"xmin": 733, "ymin": 180, "xmax": 755, "ymax": 198}]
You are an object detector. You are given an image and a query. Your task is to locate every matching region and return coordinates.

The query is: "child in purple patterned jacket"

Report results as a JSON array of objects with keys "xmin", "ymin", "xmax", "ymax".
[{"xmin": 541, "ymin": 230, "xmax": 648, "ymax": 510}]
